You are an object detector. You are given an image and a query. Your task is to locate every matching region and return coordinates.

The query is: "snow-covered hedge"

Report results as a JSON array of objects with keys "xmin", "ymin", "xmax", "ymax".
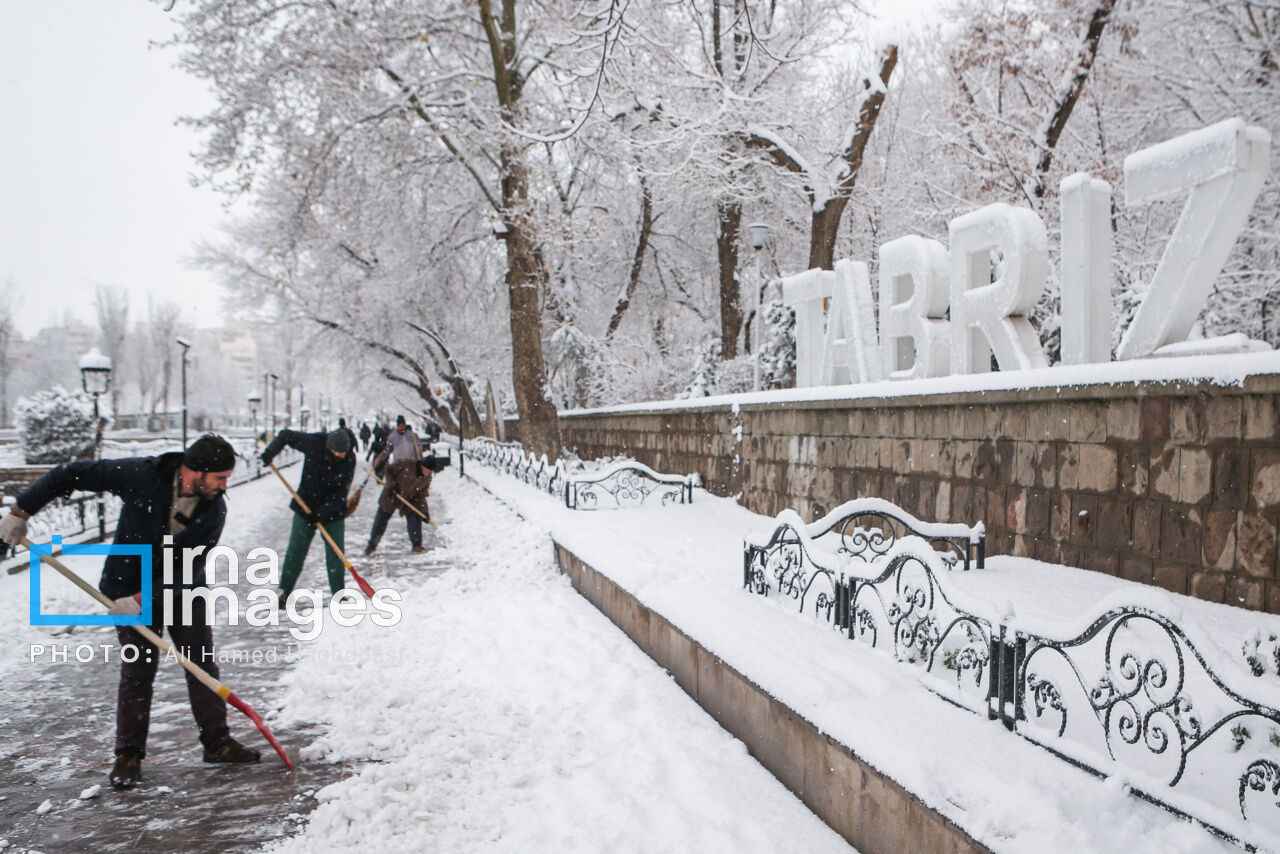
[{"xmin": 16, "ymin": 386, "xmax": 95, "ymax": 465}]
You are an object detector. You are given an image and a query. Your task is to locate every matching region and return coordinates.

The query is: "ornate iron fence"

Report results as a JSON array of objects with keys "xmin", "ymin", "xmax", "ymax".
[
  {"xmin": 461, "ymin": 437, "xmax": 696, "ymax": 510},
  {"xmin": 745, "ymin": 500, "xmax": 1280, "ymax": 851},
  {"xmin": 564, "ymin": 461, "xmax": 694, "ymax": 509}
]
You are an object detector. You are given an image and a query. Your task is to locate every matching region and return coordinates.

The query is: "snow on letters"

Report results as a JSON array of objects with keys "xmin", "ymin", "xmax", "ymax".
[
  {"xmin": 820, "ymin": 260, "xmax": 883, "ymax": 385},
  {"xmin": 878, "ymin": 235, "xmax": 950, "ymax": 380},
  {"xmin": 783, "ymin": 119, "xmax": 1272, "ymax": 388}
]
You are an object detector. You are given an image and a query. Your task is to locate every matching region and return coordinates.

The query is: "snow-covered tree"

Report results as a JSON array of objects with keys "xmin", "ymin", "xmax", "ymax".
[
  {"xmin": 0, "ymin": 287, "xmax": 17, "ymax": 428},
  {"xmin": 17, "ymin": 386, "xmax": 94, "ymax": 465},
  {"xmin": 93, "ymin": 285, "xmax": 129, "ymax": 427}
]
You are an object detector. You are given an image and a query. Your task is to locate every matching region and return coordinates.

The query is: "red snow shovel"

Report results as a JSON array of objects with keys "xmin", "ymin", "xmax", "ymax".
[
  {"xmin": 22, "ymin": 537, "xmax": 294, "ymax": 771},
  {"xmin": 268, "ymin": 463, "xmax": 377, "ymax": 599}
]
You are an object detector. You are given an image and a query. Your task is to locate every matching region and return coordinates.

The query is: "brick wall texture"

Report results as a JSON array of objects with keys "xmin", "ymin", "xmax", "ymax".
[{"xmin": 526, "ymin": 376, "xmax": 1280, "ymax": 614}]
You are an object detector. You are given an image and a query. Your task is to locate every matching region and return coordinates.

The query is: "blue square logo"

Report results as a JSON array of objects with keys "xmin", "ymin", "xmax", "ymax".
[{"xmin": 30, "ymin": 536, "xmax": 152, "ymax": 626}]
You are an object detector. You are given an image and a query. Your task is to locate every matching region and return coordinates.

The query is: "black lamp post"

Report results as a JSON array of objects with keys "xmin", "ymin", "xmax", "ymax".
[
  {"xmin": 248, "ymin": 393, "xmax": 261, "ymax": 448},
  {"xmin": 79, "ymin": 348, "xmax": 113, "ymax": 539},
  {"xmin": 176, "ymin": 337, "xmax": 191, "ymax": 448},
  {"xmin": 268, "ymin": 373, "xmax": 279, "ymax": 439}
]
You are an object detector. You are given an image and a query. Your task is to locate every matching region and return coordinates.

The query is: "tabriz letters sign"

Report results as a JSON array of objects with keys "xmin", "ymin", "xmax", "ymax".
[{"xmin": 781, "ymin": 118, "xmax": 1272, "ymax": 387}]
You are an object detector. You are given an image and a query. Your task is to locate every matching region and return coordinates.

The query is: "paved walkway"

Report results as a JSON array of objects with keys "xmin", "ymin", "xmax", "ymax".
[{"xmin": 0, "ymin": 469, "xmax": 447, "ymax": 853}]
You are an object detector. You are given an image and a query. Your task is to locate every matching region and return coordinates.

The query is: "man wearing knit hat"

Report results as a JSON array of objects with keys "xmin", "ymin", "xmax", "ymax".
[
  {"xmin": 0, "ymin": 433, "xmax": 260, "ymax": 789},
  {"xmin": 259, "ymin": 427, "xmax": 358, "ymax": 604}
]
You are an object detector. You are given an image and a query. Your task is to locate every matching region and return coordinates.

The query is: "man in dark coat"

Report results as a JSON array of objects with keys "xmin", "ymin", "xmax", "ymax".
[
  {"xmin": 366, "ymin": 420, "xmax": 391, "ymax": 465},
  {"xmin": 0, "ymin": 434, "xmax": 261, "ymax": 789},
  {"xmin": 365, "ymin": 415, "xmax": 429, "ymax": 556},
  {"xmin": 359, "ymin": 422, "xmax": 372, "ymax": 451},
  {"xmin": 260, "ymin": 428, "xmax": 357, "ymax": 601}
]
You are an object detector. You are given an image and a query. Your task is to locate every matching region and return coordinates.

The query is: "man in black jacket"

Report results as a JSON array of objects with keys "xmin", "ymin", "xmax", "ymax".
[
  {"xmin": 0, "ymin": 434, "xmax": 261, "ymax": 789},
  {"xmin": 260, "ymin": 428, "xmax": 357, "ymax": 602},
  {"xmin": 366, "ymin": 419, "xmax": 391, "ymax": 466}
]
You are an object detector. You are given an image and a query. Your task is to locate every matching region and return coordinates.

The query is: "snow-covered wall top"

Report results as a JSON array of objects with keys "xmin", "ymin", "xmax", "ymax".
[{"xmin": 563, "ymin": 349, "xmax": 1280, "ymax": 418}]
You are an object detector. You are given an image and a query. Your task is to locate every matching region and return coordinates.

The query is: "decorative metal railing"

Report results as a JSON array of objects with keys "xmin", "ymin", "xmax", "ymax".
[
  {"xmin": 564, "ymin": 461, "xmax": 694, "ymax": 509},
  {"xmin": 461, "ymin": 437, "xmax": 695, "ymax": 510},
  {"xmin": 745, "ymin": 500, "xmax": 1280, "ymax": 851}
]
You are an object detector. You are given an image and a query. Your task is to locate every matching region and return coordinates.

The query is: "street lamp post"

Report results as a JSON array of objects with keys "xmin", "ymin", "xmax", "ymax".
[
  {"xmin": 176, "ymin": 337, "xmax": 191, "ymax": 448},
  {"xmin": 248, "ymin": 393, "xmax": 261, "ymax": 448},
  {"xmin": 79, "ymin": 348, "xmax": 113, "ymax": 540},
  {"xmin": 300, "ymin": 404, "xmax": 310, "ymax": 430},
  {"xmin": 746, "ymin": 222, "xmax": 771, "ymax": 391},
  {"xmin": 268, "ymin": 373, "xmax": 279, "ymax": 439}
]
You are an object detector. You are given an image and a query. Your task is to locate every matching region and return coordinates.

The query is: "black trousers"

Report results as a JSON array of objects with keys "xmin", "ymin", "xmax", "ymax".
[
  {"xmin": 367, "ymin": 506, "xmax": 422, "ymax": 550},
  {"xmin": 114, "ymin": 618, "xmax": 229, "ymax": 758}
]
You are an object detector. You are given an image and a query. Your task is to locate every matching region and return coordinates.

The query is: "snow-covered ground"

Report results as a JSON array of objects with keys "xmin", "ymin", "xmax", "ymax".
[
  {"xmin": 261, "ymin": 473, "xmax": 856, "ymax": 853},
  {"xmin": 9, "ymin": 442, "xmax": 1280, "ymax": 852},
  {"xmin": 2, "ymin": 459, "xmax": 855, "ymax": 852},
  {"xmin": 458, "ymin": 460, "xmax": 1277, "ymax": 853}
]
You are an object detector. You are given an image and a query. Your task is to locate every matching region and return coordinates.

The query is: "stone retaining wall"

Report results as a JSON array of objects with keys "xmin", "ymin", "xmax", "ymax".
[
  {"xmin": 527, "ymin": 374, "xmax": 1280, "ymax": 614},
  {"xmin": 554, "ymin": 543, "xmax": 989, "ymax": 854}
]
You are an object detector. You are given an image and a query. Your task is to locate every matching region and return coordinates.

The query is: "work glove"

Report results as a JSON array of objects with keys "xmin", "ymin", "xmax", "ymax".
[
  {"xmin": 0, "ymin": 510, "xmax": 28, "ymax": 547},
  {"xmin": 108, "ymin": 594, "xmax": 142, "ymax": 616},
  {"xmin": 345, "ymin": 488, "xmax": 363, "ymax": 517},
  {"xmin": 259, "ymin": 451, "xmax": 273, "ymax": 466}
]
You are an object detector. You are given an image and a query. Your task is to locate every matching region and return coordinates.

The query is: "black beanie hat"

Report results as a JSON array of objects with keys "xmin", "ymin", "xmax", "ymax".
[
  {"xmin": 326, "ymin": 430, "xmax": 352, "ymax": 453},
  {"xmin": 183, "ymin": 434, "xmax": 236, "ymax": 472}
]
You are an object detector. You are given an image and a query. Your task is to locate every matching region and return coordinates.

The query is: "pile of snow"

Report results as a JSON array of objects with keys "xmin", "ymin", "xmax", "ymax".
[{"xmin": 262, "ymin": 475, "xmax": 852, "ymax": 853}]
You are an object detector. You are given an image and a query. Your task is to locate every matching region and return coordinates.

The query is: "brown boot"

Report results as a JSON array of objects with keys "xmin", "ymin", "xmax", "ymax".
[
  {"xmin": 109, "ymin": 751, "xmax": 142, "ymax": 789},
  {"xmin": 411, "ymin": 546, "xmax": 425, "ymax": 555},
  {"xmin": 203, "ymin": 737, "xmax": 261, "ymax": 764}
]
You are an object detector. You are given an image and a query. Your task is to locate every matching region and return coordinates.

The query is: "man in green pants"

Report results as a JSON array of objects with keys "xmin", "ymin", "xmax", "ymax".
[{"xmin": 260, "ymin": 428, "xmax": 357, "ymax": 604}]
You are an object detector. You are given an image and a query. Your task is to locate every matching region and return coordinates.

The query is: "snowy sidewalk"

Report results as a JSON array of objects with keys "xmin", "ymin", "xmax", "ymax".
[
  {"xmin": 459, "ymin": 461, "xmax": 1280, "ymax": 853},
  {"xmin": 259, "ymin": 471, "xmax": 856, "ymax": 853},
  {"xmin": 0, "ymin": 471, "xmax": 433, "ymax": 853}
]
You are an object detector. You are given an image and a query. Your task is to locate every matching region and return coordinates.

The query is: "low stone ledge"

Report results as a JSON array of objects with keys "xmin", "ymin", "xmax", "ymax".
[{"xmin": 553, "ymin": 542, "xmax": 990, "ymax": 854}]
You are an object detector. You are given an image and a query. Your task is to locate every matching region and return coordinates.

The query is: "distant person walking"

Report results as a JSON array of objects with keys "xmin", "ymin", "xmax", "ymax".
[
  {"xmin": 365, "ymin": 415, "xmax": 428, "ymax": 555},
  {"xmin": 359, "ymin": 422, "xmax": 372, "ymax": 452},
  {"xmin": 260, "ymin": 428, "xmax": 358, "ymax": 603},
  {"xmin": 366, "ymin": 420, "xmax": 391, "ymax": 467},
  {"xmin": 337, "ymin": 418, "xmax": 359, "ymax": 456},
  {"xmin": 0, "ymin": 434, "xmax": 261, "ymax": 788}
]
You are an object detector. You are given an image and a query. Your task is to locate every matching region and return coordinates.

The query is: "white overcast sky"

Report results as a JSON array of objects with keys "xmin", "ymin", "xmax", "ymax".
[
  {"xmin": 0, "ymin": 0, "xmax": 936, "ymax": 339},
  {"xmin": 0, "ymin": 0, "xmax": 228, "ymax": 335}
]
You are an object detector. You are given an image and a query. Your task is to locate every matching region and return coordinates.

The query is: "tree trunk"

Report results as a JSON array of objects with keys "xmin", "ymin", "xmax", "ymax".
[
  {"xmin": 606, "ymin": 173, "xmax": 654, "ymax": 339},
  {"xmin": 1032, "ymin": 0, "xmax": 1117, "ymax": 200},
  {"xmin": 810, "ymin": 45, "xmax": 897, "ymax": 270},
  {"xmin": 745, "ymin": 46, "xmax": 897, "ymax": 272},
  {"xmin": 501, "ymin": 149, "xmax": 562, "ymax": 458},
  {"xmin": 479, "ymin": 0, "xmax": 562, "ymax": 459},
  {"xmin": 808, "ymin": 206, "xmax": 843, "ymax": 271},
  {"xmin": 718, "ymin": 199, "xmax": 743, "ymax": 358}
]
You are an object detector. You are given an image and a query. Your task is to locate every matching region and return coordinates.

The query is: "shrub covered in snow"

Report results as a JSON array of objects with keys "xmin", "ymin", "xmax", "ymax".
[{"xmin": 16, "ymin": 386, "xmax": 95, "ymax": 464}]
